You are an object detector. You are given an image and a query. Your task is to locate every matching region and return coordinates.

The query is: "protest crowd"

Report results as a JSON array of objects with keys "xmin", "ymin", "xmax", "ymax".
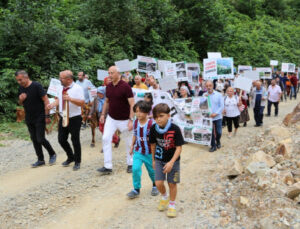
[{"xmin": 15, "ymin": 55, "xmax": 300, "ymax": 218}]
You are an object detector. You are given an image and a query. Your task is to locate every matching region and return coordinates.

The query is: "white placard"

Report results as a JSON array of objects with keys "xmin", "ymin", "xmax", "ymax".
[
  {"xmin": 187, "ymin": 63, "xmax": 200, "ymax": 84},
  {"xmin": 207, "ymin": 52, "xmax": 222, "ymax": 59},
  {"xmin": 163, "ymin": 63, "xmax": 177, "ymax": 79},
  {"xmin": 158, "ymin": 60, "xmax": 172, "ymax": 72},
  {"xmin": 137, "ymin": 55, "xmax": 157, "ymax": 72},
  {"xmin": 234, "ymin": 76, "xmax": 253, "ymax": 92},
  {"xmin": 97, "ymin": 69, "xmax": 108, "ymax": 81},
  {"xmin": 238, "ymin": 65, "xmax": 252, "ymax": 74},
  {"xmin": 203, "ymin": 58, "xmax": 234, "ymax": 80},
  {"xmin": 243, "ymin": 71, "xmax": 260, "ymax": 81},
  {"xmin": 49, "ymin": 98, "xmax": 56, "ymax": 114},
  {"xmin": 88, "ymin": 88, "xmax": 97, "ymax": 102},
  {"xmin": 47, "ymin": 78, "xmax": 62, "ymax": 97},
  {"xmin": 281, "ymin": 63, "xmax": 295, "ymax": 73},
  {"xmin": 158, "ymin": 76, "xmax": 178, "ymax": 92},
  {"xmin": 175, "ymin": 62, "xmax": 188, "ymax": 82},
  {"xmin": 256, "ymin": 67, "xmax": 272, "ymax": 79},
  {"xmin": 148, "ymin": 70, "xmax": 162, "ymax": 79},
  {"xmin": 130, "ymin": 59, "xmax": 138, "ymax": 71},
  {"xmin": 115, "ymin": 59, "xmax": 131, "ymax": 72},
  {"xmin": 270, "ymin": 60, "xmax": 278, "ymax": 66}
]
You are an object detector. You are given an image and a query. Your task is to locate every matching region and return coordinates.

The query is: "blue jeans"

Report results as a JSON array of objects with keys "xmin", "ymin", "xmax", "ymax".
[
  {"xmin": 211, "ymin": 119, "xmax": 222, "ymax": 148},
  {"xmin": 290, "ymin": 86, "xmax": 297, "ymax": 99},
  {"xmin": 132, "ymin": 151, "xmax": 155, "ymax": 189}
]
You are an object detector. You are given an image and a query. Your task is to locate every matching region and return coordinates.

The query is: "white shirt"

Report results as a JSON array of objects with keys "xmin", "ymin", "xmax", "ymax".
[
  {"xmin": 76, "ymin": 79, "xmax": 95, "ymax": 103},
  {"xmin": 268, "ymin": 85, "xmax": 282, "ymax": 102},
  {"xmin": 58, "ymin": 82, "xmax": 84, "ymax": 118},
  {"xmin": 224, "ymin": 96, "xmax": 240, "ymax": 117}
]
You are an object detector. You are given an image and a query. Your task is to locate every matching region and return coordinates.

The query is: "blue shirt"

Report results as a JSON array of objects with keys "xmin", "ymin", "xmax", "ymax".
[
  {"xmin": 204, "ymin": 90, "xmax": 224, "ymax": 121},
  {"xmin": 76, "ymin": 79, "xmax": 95, "ymax": 103}
]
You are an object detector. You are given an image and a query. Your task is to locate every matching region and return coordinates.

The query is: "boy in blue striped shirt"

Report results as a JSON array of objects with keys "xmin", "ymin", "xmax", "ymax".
[{"xmin": 126, "ymin": 100, "xmax": 159, "ymax": 199}]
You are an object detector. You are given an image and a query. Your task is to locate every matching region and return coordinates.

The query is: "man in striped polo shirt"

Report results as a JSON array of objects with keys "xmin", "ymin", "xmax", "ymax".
[{"xmin": 127, "ymin": 100, "xmax": 159, "ymax": 199}]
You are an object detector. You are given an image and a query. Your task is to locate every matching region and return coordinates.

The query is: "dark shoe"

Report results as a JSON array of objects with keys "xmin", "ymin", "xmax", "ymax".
[
  {"xmin": 254, "ymin": 124, "xmax": 261, "ymax": 127},
  {"xmin": 209, "ymin": 147, "xmax": 217, "ymax": 152},
  {"xmin": 31, "ymin": 160, "xmax": 45, "ymax": 168},
  {"xmin": 81, "ymin": 123, "xmax": 87, "ymax": 130},
  {"xmin": 127, "ymin": 165, "xmax": 132, "ymax": 173},
  {"xmin": 266, "ymin": 114, "xmax": 270, "ymax": 117},
  {"xmin": 49, "ymin": 154, "xmax": 57, "ymax": 166},
  {"xmin": 216, "ymin": 143, "xmax": 221, "ymax": 149},
  {"xmin": 127, "ymin": 190, "xmax": 140, "ymax": 199},
  {"xmin": 114, "ymin": 137, "xmax": 121, "ymax": 148},
  {"xmin": 62, "ymin": 159, "xmax": 74, "ymax": 167},
  {"xmin": 97, "ymin": 167, "xmax": 112, "ymax": 175},
  {"xmin": 243, "ymin": 122, "xmax": 247, "ymax": 127},
  {"xmin": 73, "ymin": 163, "xmax": 80, "ymax": 171}
]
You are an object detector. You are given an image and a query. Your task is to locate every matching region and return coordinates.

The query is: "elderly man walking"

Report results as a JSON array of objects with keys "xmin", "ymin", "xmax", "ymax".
[
  {"xmin": 250, "ymin": 81, "xmax": 267, "ymax": 127},
  {"xmin": 97, "ymin": 66, "xmax": 135, "ymax": 175},
  {"xmin": 203, "ymin": 80, "xmax": 224, "ymax": 152}
]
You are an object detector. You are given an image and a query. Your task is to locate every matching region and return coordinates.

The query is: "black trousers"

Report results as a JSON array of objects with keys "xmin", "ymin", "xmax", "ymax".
[
  {"xmin": 226, "ymin": 116, "xmax": 239, "ymax": 132},
  {"xmin": 267, "ymin": 101, "xmax": 279, "ymax": 116},
  {"xmin": 58, "ymin": 115, "xmax": 82, "ymax": 163},
  {"xmin": 253, "ymin": 106, "xmax": 264, "ymax": 126},
  {"xmin": 26, "ymin": 118, "xmax": 56, "ymax": 161}
]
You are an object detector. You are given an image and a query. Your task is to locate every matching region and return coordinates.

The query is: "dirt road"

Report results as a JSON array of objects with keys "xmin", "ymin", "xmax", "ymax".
[{"xmin": 0, "ymin": 98, "xmax": 299, "ymax": 228}]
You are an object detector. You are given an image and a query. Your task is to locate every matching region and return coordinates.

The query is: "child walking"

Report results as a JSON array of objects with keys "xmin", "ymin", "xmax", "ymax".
[
  {"xmin": 149, "ymin": 103, "xmax": 184, "ymax": 218},
  {"xmin": 127, "ymin": 100, "xmax": 159, "ymax": 199}
]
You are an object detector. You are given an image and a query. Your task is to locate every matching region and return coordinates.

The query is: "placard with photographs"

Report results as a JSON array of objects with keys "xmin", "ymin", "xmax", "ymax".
[
  {"xmin": 238, "ymin": 65, "xmax": 252, "ymax": 74},
  {"xmin": 281, "ymin": 63, "xmax": 295, "ymax": 73},
  {"xmin": 255, "ymin": 67, "xmax": 272, "ymax": 79},
  {"xmin": 131, "ymin": 88, "xmax": 213, "ymax": 145},
  {"xmin": 137, "ymin": 55, "xmax": 157, "ymax": 73},
  {"xmin": 203, "ymin": 58, "xmax": 234, "ymax": 80},
  {"xmin": 187, "ymin": 63, "xmax": 200, "ymax": 85},
  {"xmin": 175, "ymin": 62, "xmax": 188, "ymax": 82}
]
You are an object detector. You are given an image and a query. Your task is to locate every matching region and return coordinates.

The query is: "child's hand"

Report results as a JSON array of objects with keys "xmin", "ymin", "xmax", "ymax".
[
  {"xmin": 163, "ymin": 161, "xmax": 174, "ymax": 174},
  {"xmin": 129, "ymin": 147, "xmax": 134, "ymax": 156}
]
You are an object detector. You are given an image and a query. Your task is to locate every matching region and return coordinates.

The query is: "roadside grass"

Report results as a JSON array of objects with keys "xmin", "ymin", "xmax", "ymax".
[{"xmin": 0, "ymin": 122, "xmax": 30, "ymax": 145}]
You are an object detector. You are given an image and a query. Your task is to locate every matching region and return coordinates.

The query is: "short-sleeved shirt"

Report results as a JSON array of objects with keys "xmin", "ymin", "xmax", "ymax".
[
  {"xmin": 268, "ymin": 85, "xmax": 282, "ymax": 102},
  {"xmin": 149, "ymin": 123, "xmax": 184, "ymax": 162},
  {"xmin": 133, "ymin": 119, "xmax": 153, "ymax": 155},
  {"xmin": 76, "ymin": 79, "xmax": 95, "ymax": 103},
  {"xmin": 224, "ymin": 96, "xmax": 240, "ymax": 118},
  {"xmin": 133, "ymin": 83, "xmax": 148, "ymax": 90},
  {"xmin": 18, "ymin": 81, "xmax": 46, "ymax": 123},
  {"xmin": 106, "ymin": 80, "xmax": 134, "ymax": 120},
  {"xmin": 58, "ymin": 82, "xmax": 84, "ymax": 118}
]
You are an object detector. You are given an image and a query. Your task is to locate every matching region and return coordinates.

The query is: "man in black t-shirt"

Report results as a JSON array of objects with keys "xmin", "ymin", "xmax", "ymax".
[{"xmin": 15, "ymin": 70, "xmax": 56, "ymax": 168}]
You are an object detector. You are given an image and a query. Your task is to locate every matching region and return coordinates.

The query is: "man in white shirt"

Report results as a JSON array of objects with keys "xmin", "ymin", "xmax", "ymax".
[
  {"xmin": 267, "ymin": 79, "xmax": 282, "ymax": 117},
  {"xmin": 76, "ymin": 71, "xmax": 95, "ymax": 128},
  {"xmin": 48, "ymin": 70, "xmax": 85, "ymax": 171}
]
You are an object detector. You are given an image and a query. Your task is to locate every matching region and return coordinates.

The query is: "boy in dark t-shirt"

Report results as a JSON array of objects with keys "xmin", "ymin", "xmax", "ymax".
[{"xmin": 149, "ymin": 103, "xmax": 184, "ymax": 218}]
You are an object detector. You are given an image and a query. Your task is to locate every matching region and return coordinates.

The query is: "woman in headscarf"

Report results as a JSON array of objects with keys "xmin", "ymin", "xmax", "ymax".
[{"xmin": 88, "ymin": 86, "xmax": 120, "ymax": 148}]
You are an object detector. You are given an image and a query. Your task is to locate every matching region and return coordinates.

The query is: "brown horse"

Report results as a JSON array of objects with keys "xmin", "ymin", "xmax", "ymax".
[{"xmin": 16, "ymin": 107, "xmax": 59, "ymax": 134}]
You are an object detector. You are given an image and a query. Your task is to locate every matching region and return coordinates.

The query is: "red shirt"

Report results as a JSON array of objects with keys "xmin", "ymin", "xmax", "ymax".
[
  {"xmin": 106, "ymin": 79, "xmax": 133, "ymax": 120},
  {"xmin": 290, "ymin": 75, "xmax": 298, "ymax": 87}
]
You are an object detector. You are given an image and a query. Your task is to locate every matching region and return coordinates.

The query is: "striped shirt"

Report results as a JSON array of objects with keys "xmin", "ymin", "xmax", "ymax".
[{"xmin": 133, "ymin": 119, "xmax": 153, "ymax": 155}]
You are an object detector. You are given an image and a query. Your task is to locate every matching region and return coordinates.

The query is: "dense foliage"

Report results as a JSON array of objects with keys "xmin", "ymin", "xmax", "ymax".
[{"xmin": 0, "ymin": 0, "xmax": 299, "ymax": 120}]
